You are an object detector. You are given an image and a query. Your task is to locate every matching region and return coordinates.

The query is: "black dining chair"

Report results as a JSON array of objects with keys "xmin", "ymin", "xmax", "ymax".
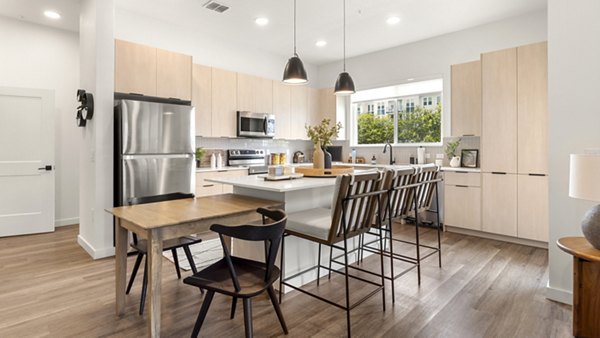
[
  {"xmin": 184, "ymin": 207, "xmax": 288, "ymax": 338},
  {"xmin": 125, "ymin": 192, "xmax": 203, "ymax": 315}
]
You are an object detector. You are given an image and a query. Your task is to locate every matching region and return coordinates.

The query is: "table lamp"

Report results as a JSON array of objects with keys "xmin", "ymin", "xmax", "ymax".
[{"xmin": 569, "ymin": 153, "xmax": 600, "ymax": 249}]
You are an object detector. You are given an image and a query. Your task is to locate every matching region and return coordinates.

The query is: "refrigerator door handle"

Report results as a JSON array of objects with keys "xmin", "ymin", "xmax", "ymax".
[{"xmin": 122, "ymin": 154, "xmax": 193, "ymax": 160}]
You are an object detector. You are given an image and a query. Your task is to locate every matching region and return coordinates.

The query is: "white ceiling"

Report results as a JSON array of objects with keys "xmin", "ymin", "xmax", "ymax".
[
  {"xmin": 0, "ymin": 0, "xmax": 80, "ymax": 32},
  {"xmin": 0, "ymin": 0, "xmax": 547, "ymax": 65}
]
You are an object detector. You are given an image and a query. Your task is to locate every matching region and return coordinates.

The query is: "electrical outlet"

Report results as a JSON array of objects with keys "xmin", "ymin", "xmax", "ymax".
[{"xmin": 436, "ymin": 153, "xmax": 444, "ymax": 159}]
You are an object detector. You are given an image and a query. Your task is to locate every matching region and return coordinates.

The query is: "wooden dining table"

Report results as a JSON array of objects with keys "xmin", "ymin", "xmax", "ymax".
[{"xmin": 108, "ymin": 193, "xmax": 284, "ymax": 337}]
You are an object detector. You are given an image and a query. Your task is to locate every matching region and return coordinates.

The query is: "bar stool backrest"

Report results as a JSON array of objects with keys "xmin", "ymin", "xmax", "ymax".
[
  {"xmin": 328, "ymin": 170, "xmax": 391, "ymax": 244},
  {"xmin": 383, "ymin": 167, "xmax": 418, "ymax": 222},
  {"xmin": 412, "ymin": 165, "xmax": 441, "ymax": 213}
]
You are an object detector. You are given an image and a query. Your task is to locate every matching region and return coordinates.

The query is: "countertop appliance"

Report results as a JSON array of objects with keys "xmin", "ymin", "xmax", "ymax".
[
  {"xmin": 293, "ymin": 151, "xmax": 305, "ymax": 163},
  {"xmin": 227, "ymin": 149, "xmax": 268, "ymax": 175},
  {"xmin": 237, "ymin": 111, "xmax": 275, "ymax": 138},
  {"xmin": 114, "ymin": 95, "xmax": 195, "ymax": 207}
]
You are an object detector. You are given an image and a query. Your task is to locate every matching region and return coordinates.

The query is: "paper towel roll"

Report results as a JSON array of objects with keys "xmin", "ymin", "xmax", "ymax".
[{"xmin": 417, "ymin": 147, "xmax": 426, "ymax": 164}]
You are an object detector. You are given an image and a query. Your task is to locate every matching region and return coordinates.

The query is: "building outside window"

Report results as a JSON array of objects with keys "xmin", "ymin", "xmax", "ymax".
[{"xmin": 351, "ymin": 78, "xmax": 442, "ymax": 145}]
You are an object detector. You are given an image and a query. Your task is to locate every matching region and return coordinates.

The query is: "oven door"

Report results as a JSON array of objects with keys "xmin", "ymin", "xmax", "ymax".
[{"xmin": 237, "ymin": 111, "xmax": 274, "ymax": 138}]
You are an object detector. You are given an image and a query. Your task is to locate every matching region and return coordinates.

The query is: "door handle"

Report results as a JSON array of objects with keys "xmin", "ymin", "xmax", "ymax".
[
  {"xmin": 263, "ymin": 117, "xmax": 268, "ymax": 135},
  {"xmin": 38, "ymin": 165, "xmax": 53, "ymax": 171}
]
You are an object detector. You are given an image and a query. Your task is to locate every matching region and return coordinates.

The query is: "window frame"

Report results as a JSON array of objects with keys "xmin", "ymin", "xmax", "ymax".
[{"xmin": 350, "ymin": 80, "xmax": 444, "ymax": 148}]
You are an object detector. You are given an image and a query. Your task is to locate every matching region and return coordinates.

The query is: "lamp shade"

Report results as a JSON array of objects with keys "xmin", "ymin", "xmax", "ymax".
[
  {"xmin": 569, "ymin": 154, "xmax": 600, "ymax": 201},
  {"xmin": 334, "ymin": 71, "xmax": 355, "ymax": 95},
  {"xmin": 283, "ymin": 55, "xmax": 308, "ymax": 84}
]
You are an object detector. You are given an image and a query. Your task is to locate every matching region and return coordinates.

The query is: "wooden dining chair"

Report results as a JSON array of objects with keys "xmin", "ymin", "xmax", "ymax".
[
  {"xmin": 280, "ymin": 170, "xmax": 392, "ymax": 337},
  {"xmin": 183, "ymin": 208, "xmax": 288, "ymax": 338},
  {"xmin": 125, "ymin": 192, "xmax": 203, "ymax": 315}
]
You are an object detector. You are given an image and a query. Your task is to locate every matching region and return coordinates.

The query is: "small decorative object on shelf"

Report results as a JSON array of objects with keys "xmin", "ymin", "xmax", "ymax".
[
  {"xmin": 76, "ymin": 89, "xmax": 94, "ymax": 127},
  {"xmin": 445, "ymin": 137, "xmax": 461, "ymax": 168},
  {"xmin": 306, "ymin": 118, "xmax": 342, "ymax": 169},
  {"xmin": 460, "ymin": 149, "xmax": 479, "ymax": 168}
]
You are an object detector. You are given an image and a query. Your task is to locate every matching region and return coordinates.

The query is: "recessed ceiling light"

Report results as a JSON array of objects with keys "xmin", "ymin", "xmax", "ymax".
[
  {"xmin": 315, "ymin": 40, "xmax": 327, "ymax": 47},
  {"xmin": 386, "ymin": 16, "xmax": 401, "ymax": 25},
  {"xmin": 255, "ymin": 17, "xmax": 269, "ymax": 26},
  {"xmin": 407, "ymin": 78, "xmax": 415, "ymax": 81},
  {"xmin": 44, "ymin": 10, "xmax": 61, "ymax": 20}
]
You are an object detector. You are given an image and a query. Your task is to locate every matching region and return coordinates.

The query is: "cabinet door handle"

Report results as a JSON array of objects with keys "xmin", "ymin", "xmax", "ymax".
[
  {"xmin": 217, "ymin": 170, "xmax": 228, "ymax": 172},
  {"xmin": 491, "ymin": 172, "xmax": 507, "ymax": 175},
  {"xmin": 456, "ymin": 185, "xmax": 469, "ymax": 188},
  {"xmin": 528, "ymin": 173, "xmax": 546, "ymax": 177},
  {"xmin": 203, "ymin": 184, "xmax": 215, "ymax": 188}
]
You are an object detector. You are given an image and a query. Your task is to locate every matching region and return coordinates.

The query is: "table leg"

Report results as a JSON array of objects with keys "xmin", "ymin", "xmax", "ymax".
[
  {"xmin": 148, "ymin": 230, "xmax": 163, "ymax": 337},
  {"xmin": 115, "ymin": 218, "xmax": 128, "ymax": 316}
]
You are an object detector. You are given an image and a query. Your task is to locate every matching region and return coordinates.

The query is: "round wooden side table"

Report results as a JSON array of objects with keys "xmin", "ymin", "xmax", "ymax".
[{"xmin": 557, "ymin": 236, "xmax": 600, "ymax": 338}]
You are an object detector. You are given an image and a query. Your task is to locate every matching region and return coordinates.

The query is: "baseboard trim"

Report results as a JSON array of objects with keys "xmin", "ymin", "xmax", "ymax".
[
  {"xmin": 546, "ymin": 282, "xmax": 572, "ymax": 305},
  {"xmin": 55, "ymin": 217, "xmax": 79, "ymax": 227},
  {"xmin": 445, "ymin": 226, "xmax": 548, "ymax": 249},
  {"xmin": 77, "ymin": 235, "xmax": 115, "ymax": 260}
]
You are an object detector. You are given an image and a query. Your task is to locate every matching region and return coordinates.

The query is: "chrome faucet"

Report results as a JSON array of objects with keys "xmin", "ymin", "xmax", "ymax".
[{"xmin": 383, "ymin": 141, "xmax": 395, "ymax": 165}]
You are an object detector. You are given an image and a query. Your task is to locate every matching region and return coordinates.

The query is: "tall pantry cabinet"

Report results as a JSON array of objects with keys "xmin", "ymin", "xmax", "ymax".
[{"xmin": 481, "ymin": 41, "xmax": 548, "ymax": 242}]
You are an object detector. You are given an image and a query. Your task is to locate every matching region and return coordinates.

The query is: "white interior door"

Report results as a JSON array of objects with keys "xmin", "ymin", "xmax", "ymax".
[{"xmin": 0, "ymin": 87, "xmax": 55, "ymax": 236}]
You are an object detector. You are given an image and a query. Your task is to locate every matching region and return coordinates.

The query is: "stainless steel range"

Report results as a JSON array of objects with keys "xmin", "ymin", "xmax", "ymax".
[{"xmin": 227, "ymin": 149, "xmax": 268, "ymax": 175}]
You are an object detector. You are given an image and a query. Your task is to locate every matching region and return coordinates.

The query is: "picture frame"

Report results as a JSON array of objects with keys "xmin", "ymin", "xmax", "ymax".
[{"xmin": 460, "ymin": 149, "xmax": 478, "ymax": 168}]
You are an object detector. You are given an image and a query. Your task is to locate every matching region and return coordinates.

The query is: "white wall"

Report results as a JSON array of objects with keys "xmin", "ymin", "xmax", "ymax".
[
  {"xmin": 317, "ymin": 10, "xmax": 547, "ymax": 139},
  {"xmin": 77, "ymin": 0, "xmax": 115, "ymax": 259},
  {"xmin": 546, "ymin": 0, "xmax": 600, "ymax": 304},
  {"xmin": 0, "ymin": 16, "xmax": 80, "ymax": 226},
  {"xmin": 114, "ymin": 8, "xmax": 319, "ymax": 84}
]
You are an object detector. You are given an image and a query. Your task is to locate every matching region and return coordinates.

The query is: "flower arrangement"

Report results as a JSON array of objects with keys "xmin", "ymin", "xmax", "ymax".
[{"xmin": 305, "ymin": 118, "xmax": 343, "ymax": 148}]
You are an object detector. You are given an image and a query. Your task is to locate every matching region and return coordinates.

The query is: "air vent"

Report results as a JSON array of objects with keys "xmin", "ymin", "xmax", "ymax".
[{"xmin": 203, "ymin": 0, "xmax": 230, "ymax": 13}]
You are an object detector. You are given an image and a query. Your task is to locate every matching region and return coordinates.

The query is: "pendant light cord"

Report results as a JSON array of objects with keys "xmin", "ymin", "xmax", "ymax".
[
  {"xmin": 343, "ymin": 0, "xmax": 346, "ymax": 71},
  {"xmin": 294, "ymin": 0, "xmax": 297, "ymax": 56}
]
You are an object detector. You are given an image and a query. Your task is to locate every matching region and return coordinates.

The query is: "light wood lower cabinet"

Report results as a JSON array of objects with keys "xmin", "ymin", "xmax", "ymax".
[
  {"xmin": 482, "ymin": 173, "xmax": 518, "ymax": 237},
  {"xmin": 517, "ymin": 175, "xmax": 549, "ymax": 242},
  {"xmin": 195, "ymin": 169, "xmax": 248, "ymax": 197},
  {"xmin": 444, "ymin": 185, "xmax": 481, "ymax": 231},
  {"xmin": 444, "ymin": 172, "xmax": 481, "ymax": 231}
]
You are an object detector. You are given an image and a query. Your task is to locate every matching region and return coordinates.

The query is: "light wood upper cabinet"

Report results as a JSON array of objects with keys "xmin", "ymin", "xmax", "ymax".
[
  {"xmin": 290, "ymin": 86, "xmax": 309, "ymax": 139},
  {"xmin": 237, "ymin": 73, "xmax": 255, "ymax": 112},
  {"xmin": 451, "ymin": 60, "xmax": 481, "ymax": 136},
  {"xmin": 114, "ymin": 39, "xmax": 157, "ymax": 95},
  {"xmin": 319, "ymin": 88, "xmax": 337, "ymax": 123},
  {"xmin": 517, "ymin": 42, "xmax": 548, "ymax": 175},
  {"xmin": 192, "ymin": 64, "xmax": 212, "ymax": 136},
  {"xmin": 308, "ymin": 87, "xmax": 320, "ymax": 126},
  {"xmin": 482, "ymin": 173, "xmax": 517, "ymax": 237},
  {"xmin": 237, "ymin": 73, "xmax": 273, "ymax": 113},
  {"xmin": 273, "ymin": 81, "xmax": 291, "ymax": 139},
  {"xmin": 481, "ymin": 48, "xmax": 518, "ymax": 173},
  {"xmin": 211, "ymin": 68, "xmax": 237, "ymax": 137},
  {"xmin": 256, "ymin": 77, "xmax": 273, "ymax": 113},
  {"xmin": 156, "ymin": 48, "xmax": 192, "ymax": 100},
  {"xmin": 517, "ymin": 174, "xmax": 549, "ymax": 242}
]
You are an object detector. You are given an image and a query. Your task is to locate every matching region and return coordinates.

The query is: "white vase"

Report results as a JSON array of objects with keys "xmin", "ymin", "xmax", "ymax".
[{"xmin": 450, "ymin": 156, "xmax": 461, "ymax": 167}]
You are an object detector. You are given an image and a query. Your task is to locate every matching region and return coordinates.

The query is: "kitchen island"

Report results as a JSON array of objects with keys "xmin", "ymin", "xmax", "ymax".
[{"xmin": 206, "ymin": 169, "xmax": 402, "ymax": 289}]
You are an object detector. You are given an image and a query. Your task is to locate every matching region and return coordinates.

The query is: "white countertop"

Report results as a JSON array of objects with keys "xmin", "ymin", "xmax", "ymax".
[
  {"xmin": 196, "ymin": 166, "xmax": 248, "ymax": 173},
  {"xmin": 441, "ymin": 166, "xmax": 481, "ymax": 173},
  {"xmin": 206, "ymin": 175, "xmax": 337, "ymax": 192}
]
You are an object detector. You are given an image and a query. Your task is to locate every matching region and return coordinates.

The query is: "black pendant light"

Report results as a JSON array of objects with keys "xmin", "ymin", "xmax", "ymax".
[
  {"xmin": 334, "ymin": 0, "xmax": 355, "ymax": 95},
  {"xmin": 283, "ymin": 0, "xmax": 308, "ymax": 84}
]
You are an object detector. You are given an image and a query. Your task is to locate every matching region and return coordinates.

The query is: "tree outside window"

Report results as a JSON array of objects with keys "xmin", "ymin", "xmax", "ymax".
[{"xmin": 353, "ymin": 79, "xmax": 442, "ymax": 145}]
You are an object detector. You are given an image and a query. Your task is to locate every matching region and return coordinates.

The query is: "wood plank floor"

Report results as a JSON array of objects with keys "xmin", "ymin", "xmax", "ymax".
[{"xmin": 0, "ymin": 224, "xmax": 572, "ymax": 337}]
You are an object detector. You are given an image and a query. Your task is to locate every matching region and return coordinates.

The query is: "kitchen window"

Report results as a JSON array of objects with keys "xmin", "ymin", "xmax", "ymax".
[{"xmin": 351, "ymin": 78, "xmax": 442, "ymax": 146}]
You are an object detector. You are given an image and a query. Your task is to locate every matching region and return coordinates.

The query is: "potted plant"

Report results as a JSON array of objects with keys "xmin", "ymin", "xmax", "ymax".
[
  {"xmin": 445, "ymin": 138, "xmax": 461, "ymax": 167},
  {"xmin": 195, "ymin": 147, "xmax": 206, "ymax": 168},
  {"xmin": 306, "ymin": 118, "xmax": 343, "ymax": 169}
]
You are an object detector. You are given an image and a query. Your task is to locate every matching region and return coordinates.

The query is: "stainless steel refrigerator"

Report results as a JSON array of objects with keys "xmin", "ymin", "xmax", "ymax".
[{"xmin": 114, "ymin": 96, "xmax": 195, "ymax": 207}]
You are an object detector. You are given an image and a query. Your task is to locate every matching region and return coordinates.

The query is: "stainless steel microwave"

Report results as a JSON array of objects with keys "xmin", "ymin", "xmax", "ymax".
[{"xmin": 237, "ymin": 111, "xmax": 275, "ymax": 138}]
